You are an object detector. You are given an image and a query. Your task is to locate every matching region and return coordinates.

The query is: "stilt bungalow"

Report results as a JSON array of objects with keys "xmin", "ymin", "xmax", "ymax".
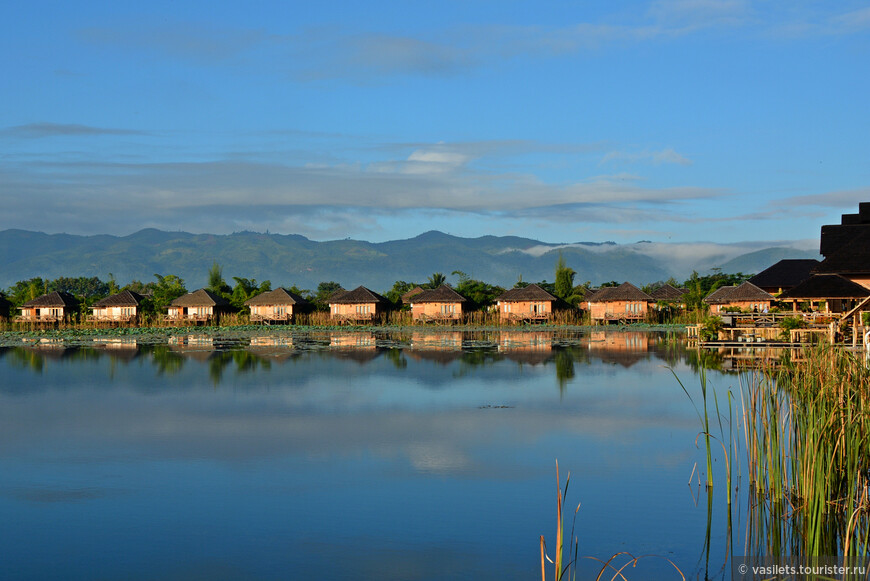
[
  {"xmin": 328, "ymin": 286, "xmax": 389, "ymax": 322},
  {"xmin": 90, "ymin": 290, "xmax": 145, "ymax": 322},
  {"xmin": 408, "ymin": 284, "xmax": 467, "ymax": 322},
  {"xmin": 703, "ymin": 281, "xmax": 773, "ymax": 314},
  {"xmin": 495, "ymin": 284, "xmax": 557, "ymax": 322},
  {"xmin": 778, "ymin": 274, "xmax": 870, "ymax": 314},
  {"xmin": 245, "ymin": 288, "xmax": 311, "ymax": 323},
  {"xmin": 649, "ymin": 284, "xmax": 688, "ymax": 309},
  {"xmin": 18, "ymin": 291, "xmax": 79, "ymax": 322},
  {"xmin": 166, "ymin": 289, "xmax": 230, "ymax": 323},
  {"xmin": 586, "ymin": 283, "xmax": 653, "ymax": 324}
]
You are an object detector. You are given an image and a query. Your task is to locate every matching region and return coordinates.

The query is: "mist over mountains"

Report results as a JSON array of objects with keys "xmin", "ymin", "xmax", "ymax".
[{"xmin": 0, "ymin": 229, "xmax": 820, "ymax": 292}]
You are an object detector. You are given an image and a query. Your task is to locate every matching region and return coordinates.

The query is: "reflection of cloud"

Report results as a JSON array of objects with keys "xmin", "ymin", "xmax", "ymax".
[
  {"xmin": 9, "ymin": 487, "xmax": 121, "ymax": 503},
  {"xmin": 405, "ymin": 442, "xmax": 470, "ymax": 474}
]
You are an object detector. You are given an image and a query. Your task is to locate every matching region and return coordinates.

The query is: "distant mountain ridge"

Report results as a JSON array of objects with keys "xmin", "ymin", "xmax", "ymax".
[{"xmin": 0, "ymin": 229, "xmax": 820, "ymax": 292}]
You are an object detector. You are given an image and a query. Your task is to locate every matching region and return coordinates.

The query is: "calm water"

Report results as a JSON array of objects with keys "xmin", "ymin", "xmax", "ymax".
[{"xmin": 0, "ymin": 330, "xmax": 737, "ymax": 580}]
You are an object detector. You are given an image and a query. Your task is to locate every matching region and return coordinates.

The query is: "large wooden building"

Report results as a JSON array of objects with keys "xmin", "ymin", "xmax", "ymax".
[
  {"xmin": 408, "ymin": 284, "xmax": 467, "ymax": 322},
  {"xmin": 19, "ymin": 291, "xmax": 79, "ymax": 322},
  {"xmin": 748, "ymin": 259, "xmax": 819, "ymax": 296},
  {"xmin": 245, "ymin": 288, "xmax": 311, "ymax": 323},
  {"xmin": 495, "ymin": 284, "xmax": 557, "ymax": 322}
]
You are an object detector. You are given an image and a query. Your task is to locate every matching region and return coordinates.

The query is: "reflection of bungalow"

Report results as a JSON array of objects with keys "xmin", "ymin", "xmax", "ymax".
[
  {"xmin": 168, "ymin": 335, "xmax": 216, "ymax": 361},
  {"xmin": 586, "ymin": 331, "xmax": 650, "ymax": 367},
  {"xmin": 778, "ymin": 274, "xmax": 870, "ymax": 314},
  {"xmin": 329, "ymin": 286, "xmax": 389, "ymax": 322},
  {"xmin": 166, "ymin": 289, "xmax": 231, "ymax": 322},
  {"xmin": 703, "ymin": 281, "xmax": 773, "ymax": 314},
  {"xmin": 748, "ymin": 259, "xmax": 819, "ymax": 296},
  {"xmin": 587, "ymin": 283, "xmax": 653, "ymax": 324},
  {"xmin": 19, "ymin": 291, "xmax": 79, "ymax": 322},
  {"xmin": 495, "ymin": 284, "xmax": 558, "ymax": 322},
  {"xmin": 648, "ymin": 284, "xmax": 688, "ymax": 309},
  {"xmin": 408, "ymin": 285, "xmax": 467, "ymax": 322},
  {"xmin": 330, "ymin": 332, "xmax": 376, "ymax": 349},
  {"xmin": 411, "ymin": 331, "xmax": 463, "ymax": 350},
  {"xmin": 498, "ymin": 331, "xmax": 552, "ymax": 352},
  {"xmin": 245, "ymin": 288, "xmax": 311, "ymax": 323},
  {"xmin": 90, "ymin": 290, "xmax": 145, "ymax": 322}
]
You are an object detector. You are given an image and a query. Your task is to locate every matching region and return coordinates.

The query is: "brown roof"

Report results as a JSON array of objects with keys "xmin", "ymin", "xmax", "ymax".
[
  {"xmin": 704, "ymin": 282, "xmax": 772, "ymax": 303},
  {"xmin": 22, "ymin": 291, "xmax": 78, "ymax": 308},
  {"xmin": 408, "ymin": 284, "xmax": 467, "ymax": 303},
  {"xmin": 170, "ymin": 288, "xmax": 230, "ymax": 307},
  {"xmin": 749, "ymin": 259, "xmax": 820, "ymax": 290},
  {"xmin": 244, "ymin": 288, "xmax": 310, "ymax": 306},
  {"xmin": 648, "ymin": 284, "xmax": 687, "ymax": 301},
  {"xmin": 587, "ymin": 282, "xmax": 652, "ymax": 302},
  {"xmin": 328, "ymin": 286, "xmax": 389, "ymax": 304},
  {"xmin": 779, "ymin": 275, "xmax": 870, "ymax": 300},
  {"xmin": 496, "ymin": 284, "xmax": 557, "ymax": 302},
  {"xmin": 703, "ymin": 286, "xmax": 735, "ymax": 304},
  {"xmin": 400, "ymin": 286, "xmax": 425, "ymax": 302},
  {"xmin": 92, "ymin": 290, "xmax": 145, "ymax": 308}
]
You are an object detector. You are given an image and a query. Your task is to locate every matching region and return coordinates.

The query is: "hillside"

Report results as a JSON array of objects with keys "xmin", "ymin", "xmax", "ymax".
[{"xmin": 0, "ymin": 229, "xmax": 820, "ymax": 292}]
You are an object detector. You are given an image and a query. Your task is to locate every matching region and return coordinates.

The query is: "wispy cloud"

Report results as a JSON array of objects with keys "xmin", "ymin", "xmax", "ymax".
[
  {"xmin": 1, "ymin": 123, "xmax": 145, "ymax": 139},
  {"xmin": 599, "ymin": 148, "xmax": 693, "ymax": 166}
]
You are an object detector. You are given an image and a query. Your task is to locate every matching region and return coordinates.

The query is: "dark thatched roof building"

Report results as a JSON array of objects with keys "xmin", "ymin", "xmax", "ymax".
[
  {"xmin": 167, "ymin": 289, "xmax": 231, "ymax": 322},
  {"xmin": 748, "ymin": 259, "xmax": 820, "ymax": 295},
  {"xmin": 19, "ymin": 291, "xmax": 79, "ymax": 321}
]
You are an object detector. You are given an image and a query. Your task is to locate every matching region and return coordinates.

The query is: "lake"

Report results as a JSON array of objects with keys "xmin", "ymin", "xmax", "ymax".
[{"xmin": 0, "ymin": 329, "xmax": 738, "ymax": 580}]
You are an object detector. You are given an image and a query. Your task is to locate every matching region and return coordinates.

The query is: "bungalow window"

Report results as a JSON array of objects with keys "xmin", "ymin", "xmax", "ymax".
[
  {"xmin": 441, "ymin": 304, "xmax": 455, "ymax": 314},
  {"xmin": 356, "ymin": 305, "xmax": 370, "ymax": 314}
]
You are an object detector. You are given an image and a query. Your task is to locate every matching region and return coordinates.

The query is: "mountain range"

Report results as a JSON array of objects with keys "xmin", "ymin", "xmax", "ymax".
[{"xmin": 0, "ymin": 229, "xmax": 821, "ymax": 292}]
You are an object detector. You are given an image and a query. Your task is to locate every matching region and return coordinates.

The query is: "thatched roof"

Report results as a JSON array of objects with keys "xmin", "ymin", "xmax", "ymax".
[
  {"xmin": 779, "ymin": 275, "xmax": 870, "ymax": 300},
  {"xmin": 703, "ymin": 286, "xmax": 735, "ymax": 304},
  {"xmin": 749, "ymin": 259, "xmax": 819, "ymax": 290},
  {"xmin": 496, "ymin": 284, "xmax": 557, "ymax": 302},
  {"xmin": 814, "ymin": 229, "xmax": 870, "ymax": 274},
  {"xmin": 92, "ymin": 290, "xmax": 144, "ymax": 308},
  {"xmin": 587, "ymin": 282, "xmax": 652, "ymax": 302},
  {"xmin": 648, "ymin": 284, "xmax": 687, "ymax": 301},
  {"xmin": 169, "ymin": 288, "xmax": 230, "ymax": 307},
  {"xmin": 408, "ymin": 284, "xmax": 467, "ymax": 303},
  {"xmin": 22, "ymin": 291, "xmax": 78, "ymax": 308},
  {"xmin": 244, "ymin": 288, "xmax": 310, "ymax": 306},
  {"xmin": 400, "ymin": 286, "xmax": 426, "ymax": 303},
  {"xmin": 704, "ymin": 282, "xmax": 772, "ymax": 304},
  {"xmin": 328, "ymin": 286, "xmax": 389, "ymax": 304}
]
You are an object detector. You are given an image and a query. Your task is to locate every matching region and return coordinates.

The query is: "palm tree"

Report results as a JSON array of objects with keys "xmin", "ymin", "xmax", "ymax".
[{"xmin": 427, "ymin": 272, "xmax": 447, "ymax": 289}]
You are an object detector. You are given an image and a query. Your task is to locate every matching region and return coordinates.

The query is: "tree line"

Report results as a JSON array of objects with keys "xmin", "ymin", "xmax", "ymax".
[{"xmin": 0, "ymin": 258, "xmax": 753, "ymax": 317}]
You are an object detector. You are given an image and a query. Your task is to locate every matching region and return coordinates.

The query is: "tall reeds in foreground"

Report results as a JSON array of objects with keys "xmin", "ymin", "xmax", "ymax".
[
  {"xmin": 540, "ymin": 461, "xmax": 685, "ymax": 581},
  {"xmin": 741, "ymin": 345, "xmax": 870, "ymax": 556}
]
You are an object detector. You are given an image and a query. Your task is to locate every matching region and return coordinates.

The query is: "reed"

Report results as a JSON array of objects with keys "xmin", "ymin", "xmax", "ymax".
[{"xmin": 738, "ymin": 345, "xmax": 870, "ymax": 556}]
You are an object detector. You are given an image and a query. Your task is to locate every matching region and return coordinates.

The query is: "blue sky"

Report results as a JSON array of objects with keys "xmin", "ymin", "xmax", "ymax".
[{"xmin": 2, "ymin": 0, "xmax": 869, "ymax": 246}]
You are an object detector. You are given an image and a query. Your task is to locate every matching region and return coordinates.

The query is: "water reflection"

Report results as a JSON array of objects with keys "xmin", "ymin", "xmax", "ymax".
[
  {"xmin": 0, "ymin": 329, "xmax": 755, "ymax": 581},
  {"xmin": 0, "ymin": 330, "xmax": 692, "ymax": 391}
]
